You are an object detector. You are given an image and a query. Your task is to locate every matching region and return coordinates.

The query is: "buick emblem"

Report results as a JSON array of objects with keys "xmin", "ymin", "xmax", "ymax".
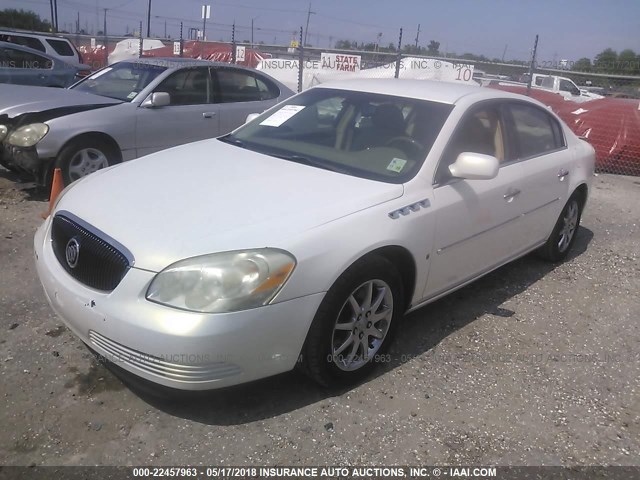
[{"xmin": 65, "ymin": 238, "xmax": 80, "ymax": 269}]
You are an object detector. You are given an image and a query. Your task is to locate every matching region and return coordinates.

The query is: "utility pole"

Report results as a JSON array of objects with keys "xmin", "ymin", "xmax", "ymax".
[
  {"xmin": 49, "ymin": 0, "xmax": 55, "ymax": 32},
  {"xmin": 76, "ymin": 11, "xmax": 80, "ymax": 33},
  {"xmin": 201, "ymin": 5, "xmax": 211, "ymax": 41},
  {"xmin": 146, "ymin": 0, "xmax": 152, "ymax": 37},
  {"xmin": 103, "ymin": 8, "xmax": 108, "ymax": 65},
  {"xmin": 527, "ymin": 34, "xmax": 539, "ymax": 96},
  {"xmin": 164, "ymin": 20, "xmax": 167, "ymax": 38},
  {"xmin": 303, "ymin": 3, "xmax": 315, "ymax": 47},
  {"xmin": 414, "ymin": 23, "xmax": 420, "ymax": 49},
  {"xmin": 251, "ymin": 18, "xmax": 254, "ymax": 47},
  {"xmin": 53, "ymin": 0, "xmax": 58, "ymax": 32}
]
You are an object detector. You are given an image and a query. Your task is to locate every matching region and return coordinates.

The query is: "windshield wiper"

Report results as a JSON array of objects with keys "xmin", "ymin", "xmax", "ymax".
[{"xmin": 218, "ymin": 134, "xmax": 244, "ymax": 147}]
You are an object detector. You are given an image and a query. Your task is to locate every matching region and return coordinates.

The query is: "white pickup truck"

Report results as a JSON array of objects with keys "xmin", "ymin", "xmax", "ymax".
[{"xmin": 532, "ymin": 74, "xmax": 604, "ymax": 102}]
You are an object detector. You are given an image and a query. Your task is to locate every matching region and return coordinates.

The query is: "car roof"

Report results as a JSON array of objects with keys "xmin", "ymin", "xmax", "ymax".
[
  {"xmin": 315, "ymin": 78, "xmax": 533, "ymax": 105},
  {"xmin": 127, "ymin": 57, "xmax": 252, "ymax": 69},
  {"xmin": 0, "ymin": 29, "xmax": 72, "ymax": 41}
]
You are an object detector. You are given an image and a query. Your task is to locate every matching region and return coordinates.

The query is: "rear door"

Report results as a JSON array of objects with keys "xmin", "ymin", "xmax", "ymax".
[
  {"xmin": 0, "ymin": 45, "xmax": 54, "ymax": 86},
  {"xmin": 502, "ymin": 101, "xmax": 572, "ymax": 245},
  {"xmin": 212, "ymin": 67, "xmax": 282, "ymax": 134},
  {"xmin": 135, "ymin": 66, "xmax": 220, "ymax": 157}
]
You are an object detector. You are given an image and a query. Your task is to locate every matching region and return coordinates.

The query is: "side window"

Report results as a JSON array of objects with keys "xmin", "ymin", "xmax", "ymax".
[
  {"xmin": 46, "ymin": 39, "xmax": 75, "ymax": 56},
  {"xmin": 508, "ymin": 103, "xmax": 564, "ymax": 159},
  {"xmin": 0, "ymin": 34, "xmax": 46, "ymax": 52},
  {"xmin": 215, "ymin": 69, "xmax": 278, "ymax": 103},
  {"xmin": 435, "ymin": 105, "xmax": 505, "ymax": 184},
  {"xmin": 154, "ymin": 68, "xmax": 210, "ymax": 105},
  {"xmin": 1, "ymin": 47, "xmax": 53, "ymax": 69},
  {"xmin": 254, "ymin": 75, "xmax": 279, "ymax": 100},
  {"xmin": 559, "ymin": 79, "xmax": 580, "ymax": 95}
]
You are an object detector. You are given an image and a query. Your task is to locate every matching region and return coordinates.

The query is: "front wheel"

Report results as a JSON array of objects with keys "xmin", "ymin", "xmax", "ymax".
[
  {"xmin": 300, "ymin": 256, "xmax": 404, "ymax": 387},
  {"xmin": 537, "ymin": 193, "xmax": 583, "ymax": 262},
  {"xmin": 56, "ymin": 137, "xmax": 121, "ymax": 186}
]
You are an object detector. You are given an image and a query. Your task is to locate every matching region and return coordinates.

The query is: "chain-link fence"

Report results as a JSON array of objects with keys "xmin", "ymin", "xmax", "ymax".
[{"xmin": 53, "ymin": 28, "xmax": 640, "ymax": 177}]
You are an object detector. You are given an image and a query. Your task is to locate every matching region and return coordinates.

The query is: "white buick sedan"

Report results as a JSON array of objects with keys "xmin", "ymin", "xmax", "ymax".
[{"xmin": 34, "ymin": 79, "xmax": 595, "ymax": 391}]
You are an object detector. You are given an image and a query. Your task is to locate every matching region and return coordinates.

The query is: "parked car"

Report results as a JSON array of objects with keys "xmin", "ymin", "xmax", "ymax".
[
  {"xmin": 0, "ymin": 29, "xmax": 83, "ymax": 65},
  {"xmin": 0, "ymin": 41, "xmax": 90, "ymax": 88},
  {"xmin": 0, "ymin": 58, "xmax": 293, "ymax": 185},
  {"xmin": 34, "ymin": 79, "xmax": 595, "ymax": 391}
]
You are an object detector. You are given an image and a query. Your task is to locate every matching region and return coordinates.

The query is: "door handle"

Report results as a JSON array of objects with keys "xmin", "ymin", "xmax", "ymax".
[
  {"xmin": 503, "ymin": 188, "xmax": 521, "ymax": 202},
  {"xmin": 202, "ymin": 112, "xmax": 217, "ymax": 118},
  {"xmin": 558, "ymin": 168, "xmax": 569, "ymax": 181}
]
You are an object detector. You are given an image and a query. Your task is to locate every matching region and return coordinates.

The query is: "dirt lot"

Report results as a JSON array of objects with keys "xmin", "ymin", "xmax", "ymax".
[{"xmin": 0, "ymin": 167, "xmax": 638, "ymax": 467}]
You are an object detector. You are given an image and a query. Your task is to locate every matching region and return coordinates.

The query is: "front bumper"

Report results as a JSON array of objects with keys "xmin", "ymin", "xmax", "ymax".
[
  {"xmin": 2, "ymin": 142, "xmax": 52, "ymax": 184},
  {"xmin": 34, "ymin": 217, "xmax": 324, "ymax": 390}
]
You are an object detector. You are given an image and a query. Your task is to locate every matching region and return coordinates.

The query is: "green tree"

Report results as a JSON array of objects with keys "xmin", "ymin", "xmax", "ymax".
[
  {"xmin": 334, "ymin": 39, "xmax": 354, "ymax": 50},
  {"xmin": 426, "ymin": 40, "xmax": 440, "ymax": 56},
  {"xmin": 618, "ymin": 48, "xmax": 639, "ymax": 74},
  {"xmin": 594, "ymin": 48, "xmax": 617, "ymax": 73},
  {"xmin": 572, "ymin": 57, "xmax": 592, "ymax": 72},
  {"xmin": 0, "ymin": 9, "xmax": 51, "ymax": 31}
]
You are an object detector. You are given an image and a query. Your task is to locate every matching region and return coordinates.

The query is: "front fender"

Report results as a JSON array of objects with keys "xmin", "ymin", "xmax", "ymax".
[{"xmin": 36, "ymin": 103, "xmax": 135, "ymax": 159}]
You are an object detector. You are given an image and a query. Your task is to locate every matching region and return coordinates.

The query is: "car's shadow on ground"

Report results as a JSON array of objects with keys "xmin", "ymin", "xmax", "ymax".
[
  {"xmin": 115, "ymin": 227, "xmax": 593, "ymax": 425},
  {"xmin": 0, "ymin": 167, "xmax": 48, "ymax": 201}
]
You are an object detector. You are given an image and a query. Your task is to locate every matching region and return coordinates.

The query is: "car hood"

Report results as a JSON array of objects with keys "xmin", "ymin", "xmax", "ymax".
[
  {"xmin": 0, "ymin": 84, "xmax": 121, "ymax": 119},
  {"xmin": 56, "ymin": 139, "xmax": 404, "ymax": 272}
]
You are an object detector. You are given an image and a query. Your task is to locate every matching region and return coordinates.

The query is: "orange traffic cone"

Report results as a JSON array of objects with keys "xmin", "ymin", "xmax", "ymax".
[{"xmin": 41, "ymin": 168, "xmax": 64, "ymax": 219}]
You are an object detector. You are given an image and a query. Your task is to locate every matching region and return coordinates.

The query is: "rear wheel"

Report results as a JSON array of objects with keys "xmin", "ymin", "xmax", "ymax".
[
  {"xmin": 300, "ymin": 256, "xmax": 404, "ymax": 387},
  {"xmin": 537, "ymin": 193, "xmax": 583, "ymax": 262},
  {"xmin": 56, "ymin": 137, "xmax": 121, "ymax": 186}
]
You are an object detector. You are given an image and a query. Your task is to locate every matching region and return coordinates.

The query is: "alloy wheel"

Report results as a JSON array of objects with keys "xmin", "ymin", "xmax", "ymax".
[{"xmin": 330, "ymin": 279, "xmax": 393, "ymax": 372}]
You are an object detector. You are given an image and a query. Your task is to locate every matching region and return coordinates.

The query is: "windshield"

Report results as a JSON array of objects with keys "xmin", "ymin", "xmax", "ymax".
[
  {"xmin": 222, "ymin": 87, "xmax": 453, "ymax": 183},
  {"xmin": 71, "ymin": 62, "xmax": 166, "ymax": 101}
]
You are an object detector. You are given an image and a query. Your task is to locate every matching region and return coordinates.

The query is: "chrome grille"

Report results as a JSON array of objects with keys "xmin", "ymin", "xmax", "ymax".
[{"xmin": 51, "ymin": 214, "xmax": 131, "ymax": 291}]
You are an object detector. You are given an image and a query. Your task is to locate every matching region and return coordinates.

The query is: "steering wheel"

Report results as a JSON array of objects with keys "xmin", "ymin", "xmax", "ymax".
[{"xmin": 385, "ymin": 136, "xmax": 425, "ymax": 157}]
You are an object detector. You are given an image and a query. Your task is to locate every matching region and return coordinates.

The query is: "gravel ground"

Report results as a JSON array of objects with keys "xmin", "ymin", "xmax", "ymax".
[{"xmin": 0, "ymin": 167, "xmax": 638, "ymax": 467}]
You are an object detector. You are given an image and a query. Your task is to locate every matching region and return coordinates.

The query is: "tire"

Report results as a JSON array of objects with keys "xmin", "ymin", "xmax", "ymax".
[
  {"xmin": 300, "ymin": 255, "xmax": 404, "ymax": 387},
  {"xmin": 537, "ymin": 192, "xmax": 583, "ymax": 262},
  {"xmin": 56, "ymin": 137, "xmax": 121, "ymax": 186}
]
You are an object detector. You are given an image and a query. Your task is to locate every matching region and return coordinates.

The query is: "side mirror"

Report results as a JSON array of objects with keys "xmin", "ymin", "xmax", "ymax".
[
  {"xmin": 245, "ymin": 113, "xmax": 260, "ymax": 123},
  {"xmin": 141, "ymin": 92, "xmax": 171, "ymax": 108},
  {"xmin": 449, "ymin": 152, "xmax": 499, "ymax": 180}
]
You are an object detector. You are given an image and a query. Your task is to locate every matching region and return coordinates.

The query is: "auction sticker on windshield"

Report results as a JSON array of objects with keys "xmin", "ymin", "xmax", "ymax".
[
  {"xmin": 260, "ymin": 105, "xmax": 306, "ymax": 127},
  {"xmin": 387, "ymin": 158, "xmax": 407, "ymax": 173}
]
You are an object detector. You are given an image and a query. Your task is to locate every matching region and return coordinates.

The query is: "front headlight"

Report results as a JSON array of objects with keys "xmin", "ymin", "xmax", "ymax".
[
  {"xmin": 146, "ymin": 249, "xmax": 296, "ymax": 313},
  {"xmin": 0, "ymin": 125, "xmax": 7, "ymax": 142},
  {"xmin": 7, "ymin": 123, "xmax": 49, "ymax": 147}
]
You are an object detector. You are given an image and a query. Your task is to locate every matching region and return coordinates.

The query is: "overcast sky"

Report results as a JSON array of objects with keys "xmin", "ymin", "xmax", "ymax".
[{"xmin": 8, "ymin": 0, "xmax": 640, "ymax": 61}]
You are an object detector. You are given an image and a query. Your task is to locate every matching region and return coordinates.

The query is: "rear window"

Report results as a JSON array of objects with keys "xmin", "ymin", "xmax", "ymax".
[
  {"xmin": 509, "ymin": 103, "xmax": 565, "ymax": 158},
  {"xmin": 46, "ymin": 39, "xmax": 75, "ymax": 56},
  {"xmin": 0, "ymin": 34, "xmax": 45, "ymax": 52}
]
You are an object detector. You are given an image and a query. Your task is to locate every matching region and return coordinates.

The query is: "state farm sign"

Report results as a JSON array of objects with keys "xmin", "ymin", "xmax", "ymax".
[{"xmin": 320, "ymin": 53, "xmax": 361, "ymax": 72}]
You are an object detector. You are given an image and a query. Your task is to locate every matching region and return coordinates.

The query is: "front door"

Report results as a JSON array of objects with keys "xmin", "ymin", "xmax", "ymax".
[{"xmin": 135, "ymin": 66, "xmax": 220, "ymax": 157}]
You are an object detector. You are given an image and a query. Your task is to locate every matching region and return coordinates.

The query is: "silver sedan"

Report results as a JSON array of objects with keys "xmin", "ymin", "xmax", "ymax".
[{"xmin": 0, "ymin": 58, "xmax": 293, "ymax": 185}]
